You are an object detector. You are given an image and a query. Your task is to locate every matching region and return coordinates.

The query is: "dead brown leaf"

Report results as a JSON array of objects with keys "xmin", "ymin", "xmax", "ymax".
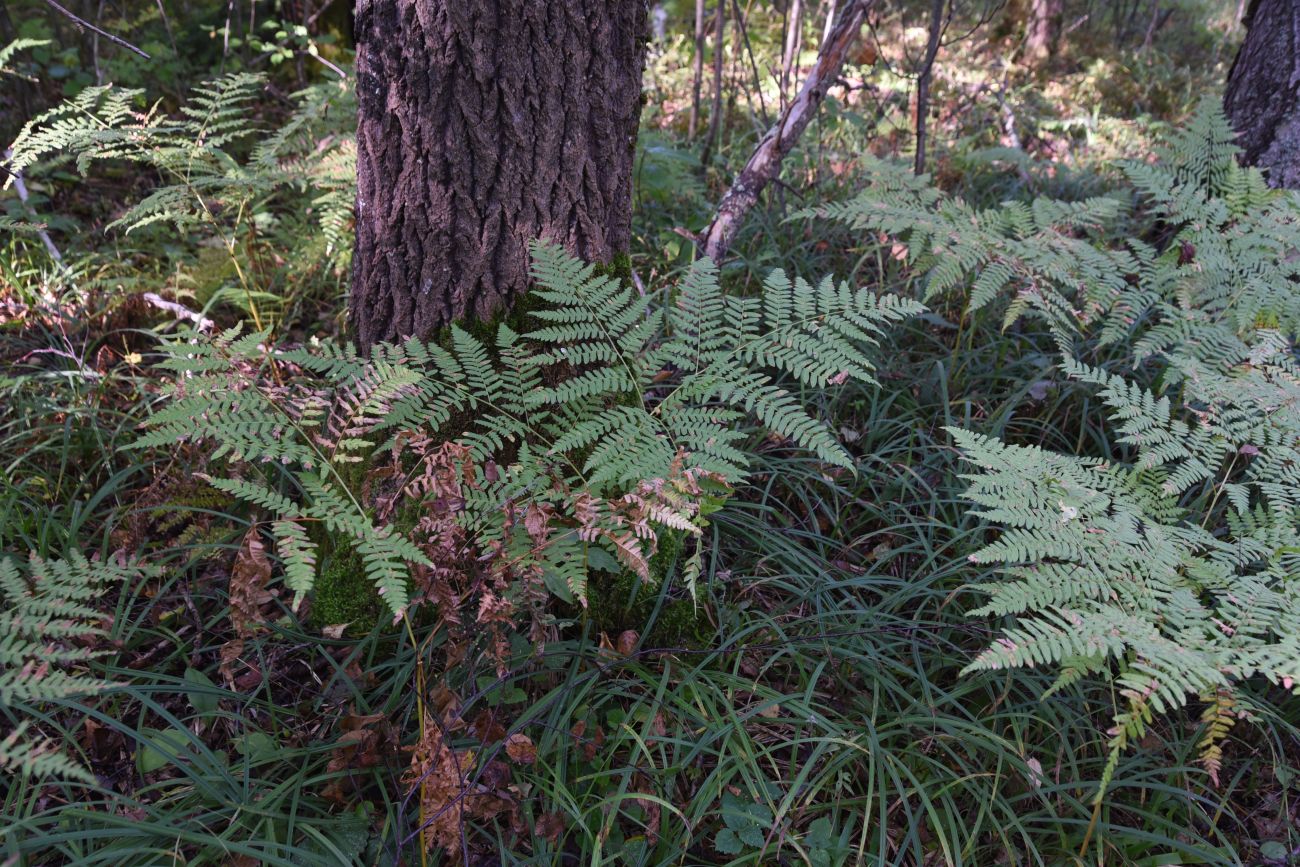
[
  {"xmin": 229, "ymin": 526, "xmax": 273, "ymax": 638},
  {"xmin": 322, "ymin": 709, "xmax": 397, "ymax": 805},
  {"xmin": 505, "ymin": 733, "xmax": 536, "ymax": 765},
  {"xmin": 217, "ymin": 639, "xmax": 244, "ymax": 688},
  {"xmin": 535, "ymin": 811, "xmax": 565, "ymax": 843},
  {"xmin": 616, "ymin": 629, "xmax": 639, "ymax": 656},
  {"xmin": 470, "ymin": 709, "xmax": 506, "ymax": 745},
  {"xmin": 404, "ymin": 715, "xmax": 515, "ymax": 861}
]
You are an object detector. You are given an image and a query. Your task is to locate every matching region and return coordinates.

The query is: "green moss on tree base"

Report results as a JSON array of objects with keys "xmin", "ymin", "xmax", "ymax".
[
  {"xmin": 311, "ymin": 546, "xmax": 382, "ymax": 632},
  {"xmin": 591, "ymin": 252, "xmax": 633, "ymax": 287},
  {"xmin": 437, "ymin": 251, "xmax": 634, "ymax": 348}
]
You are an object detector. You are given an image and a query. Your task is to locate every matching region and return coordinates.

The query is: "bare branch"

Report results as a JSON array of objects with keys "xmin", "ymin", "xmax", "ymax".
[
  {"xmin": 700, "ymin": 0, "xmax": 874, "ymax": 262},
  {"xmin": 41, "ymin": 0, "xmax": 150, "ymax": 59}
]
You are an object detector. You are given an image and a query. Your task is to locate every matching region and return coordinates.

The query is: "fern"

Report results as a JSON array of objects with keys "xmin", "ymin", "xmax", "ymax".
[
  {"xmin": 0, "ymin": 38, "xmax": 48, "ymax": 79},
  {"xmin": 953, "ymin": 333, "xmax": 1300, "ymax": 795},
  {"xmin": 810, "ymin": 101, "xmax": 1300, "ymax": 793},
  {"xmin": 801, "ymin": 98, "xmax": 1300, "ymax": 369},
  {"xmin": 951, "ymin": 277, "xmax": 1300, "ymax": 789},
  {"xmin": 5, "ymin": 73, "xmax": 357, "ymax": 322},
  {"xmin": 0, "ymin": 552, "xmax": 137, "ymax": 782},
  {"xmin": 140, "ymin": 243, "xmax": 917, "ymax": 623},
  {"xmin": 797, "ymin": 155, "xmax": 1129, "ymax": 347}
]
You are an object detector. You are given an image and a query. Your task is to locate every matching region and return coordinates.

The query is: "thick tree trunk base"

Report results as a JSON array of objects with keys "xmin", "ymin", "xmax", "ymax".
[
  {"xmin": 1224, "ymin": 0, "xmax": 1300, "ymax": 189},
  {"xmin": 350, "ymin": 1, "xmax": 648, "ymax": 349}
]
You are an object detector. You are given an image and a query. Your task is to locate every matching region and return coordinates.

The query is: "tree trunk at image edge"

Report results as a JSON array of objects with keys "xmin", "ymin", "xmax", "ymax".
[
  {"xmin": 349, "ymin": 1, "xmax": 649, "ymax": 349},
  {"xmin": 1224, "ymin": 0, "xmax": 1300, "ymax": 189}
]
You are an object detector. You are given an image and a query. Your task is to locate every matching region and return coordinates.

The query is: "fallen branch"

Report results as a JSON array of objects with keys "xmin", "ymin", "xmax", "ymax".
[
  {"xmin": 700, "ymin": 0, "xmax": 874, "ymax": 262},
  {"xmin": 143, "ymin": 292, "xmax": 214, "ymax": 332}
]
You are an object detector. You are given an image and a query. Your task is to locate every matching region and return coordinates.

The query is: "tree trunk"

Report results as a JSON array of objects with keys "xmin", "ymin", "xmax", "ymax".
[
  {"xmin": 914, "ymin": 0, "xmax": 945, "ymax": 175},
  {"xmin": 1025, "ymin": 0, "xmax": 1062, "ymax": 62},
  {"xmin": 1224, "ymin": 0, "xmax": 1300, "ymax": 190},
  {"xmin": 689, "ymin": 0, "xmax": 706, "ymax": 138},
  {"xmin": 349, "ymin": 1, "xmax": 649, "ymax": 349},
  {"xmin": 780, "ymin": 0, "xmax": 802, "ymax": 102},
  {"xmin": 701, "ymin": 0, "xmax": 726, "ymax": 166}
]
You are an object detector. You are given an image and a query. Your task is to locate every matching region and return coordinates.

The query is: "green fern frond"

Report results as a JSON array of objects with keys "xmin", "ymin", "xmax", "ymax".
[
  {"xmin": 272, "ymin": 519, "xmax": 317, "ymax": 609},
  {"xmin": 0, "ymin": 553, "xmax": 138, "ymax": 781},
  {"xmin": 143, "ymin": 243, "xmax": 914, "ymax": 616}
]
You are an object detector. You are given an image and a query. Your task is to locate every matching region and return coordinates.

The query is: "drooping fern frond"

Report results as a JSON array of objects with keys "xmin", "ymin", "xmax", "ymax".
[
  {"xmin": 5, "ymin": 73, "xmax": 357, "ymax": 309},
  {"xmin": 5, "ymin": 84, "xmax": 146, "ymax": 182},
  {"xmin": 802, "ymin": 100, "xmax": 1300, "ymax": 372},
  {"xmin": 140, "ymin": 243, "xmax": 918, "ymax": 621},
  {"xmin": 0, "ymin": 38, "xmax": 49, "ymax": 78},
  {"xmin": 796, "ymin": 155, "xmax": 1131, "ymax": 346},
  {"xmin": 953, "ymin": 340, "xmax": 1300, "ymax": 794},
  {"xmin": 6, "ymin": 74, "xmax": 266, "ymax": 233},
  {"xmin": 0, "ymin": 552, "xmax": 138, "ymax": 782}
]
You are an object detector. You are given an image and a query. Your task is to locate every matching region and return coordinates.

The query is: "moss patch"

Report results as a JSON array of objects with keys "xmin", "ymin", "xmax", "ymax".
[
  {"xmin": 311, "ymin": 545, "xmax": 382, "ymax": 632},
  {"xmin": 583, "ymin": 528, "xmax": 710, "ymax": 647},
  {"xmin": 307, "ymin": 461, "xmax": 386, "ymax": 633},
  {"xmin": 591, "ymin": 252, "xmax": 633, "ymax": 287}
]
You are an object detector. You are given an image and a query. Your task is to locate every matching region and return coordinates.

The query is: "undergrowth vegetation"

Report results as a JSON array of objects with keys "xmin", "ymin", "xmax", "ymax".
[{"xmin": 2, "ymin": 2, "xmax": 1299, "ymax": 865}]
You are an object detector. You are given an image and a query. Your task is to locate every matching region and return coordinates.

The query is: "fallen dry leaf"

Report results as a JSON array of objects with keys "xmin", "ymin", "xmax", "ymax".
[
  {"xmin": 322, "ymin": 709, "xmax": 397, "ymax": 804},
  {"xmin": 535, "ymin": 811, "xmax": 566, "ymax": 843},
  {"xmin": 505, "ymin": 733, "xmax": 536, "ymax": 765},
  {"xmin": 217, "ymin": 639, "xmax": 244, "ymax": 688},
  {"xmin": 229, "ymin": 526, "xmax": 273, "ymax": 638},
  {"xmin": 616, "ymin": 629, "xmax": 639, "ymax": 656},
  {"xmin": 405, "ymin": 715, "xmax": 515, "ymax": 860}
]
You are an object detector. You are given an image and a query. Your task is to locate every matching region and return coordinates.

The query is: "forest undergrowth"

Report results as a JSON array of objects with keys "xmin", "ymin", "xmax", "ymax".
[{"xmin": 2, "ymin": 2, "xmax": 1299, "ymax": 865}]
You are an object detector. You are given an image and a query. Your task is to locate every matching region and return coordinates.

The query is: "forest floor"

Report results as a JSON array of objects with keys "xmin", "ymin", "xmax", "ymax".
[{"xmin": 3, "ymin": 3, "xmax": 1299, "ymax": 865}]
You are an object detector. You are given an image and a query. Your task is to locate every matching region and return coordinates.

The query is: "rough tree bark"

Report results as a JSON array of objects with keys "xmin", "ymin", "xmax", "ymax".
[
  {"xmin": 349, "ymin": 1, "xmax": 649, "ymax": 349},
  {"xmin": 1024, "ymin": 0, "xmax": 1062, "ymax": 63},
  {"xmin": 1224, "ymin": 0, "xmax": 1300, "ymax": 189}
]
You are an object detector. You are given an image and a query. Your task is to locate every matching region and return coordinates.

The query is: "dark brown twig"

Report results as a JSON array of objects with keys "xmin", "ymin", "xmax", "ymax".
[{"xmin": 40, "ymin": 0, "xmax": 150, "ymax": 59}]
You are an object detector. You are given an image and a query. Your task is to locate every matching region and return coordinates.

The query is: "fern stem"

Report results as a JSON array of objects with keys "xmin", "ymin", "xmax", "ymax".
[{"xmin": 1200, "ymin": 451, "xmax": 1238, "ymax": 531}]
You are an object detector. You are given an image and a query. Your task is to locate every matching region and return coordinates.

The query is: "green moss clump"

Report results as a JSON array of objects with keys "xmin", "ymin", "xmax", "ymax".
[
  {"xmin": 308, "ymin": 461, "xmax": 386, "ymax": 633},
  {"xmin": 436, "ymin": 250, "xmax": 632, "ymax": 350},
  {"xmin": 592, "ymin": 252, "xmax": 634, "ymax": 287},
  {"xmin": 311, "ymin": 545, "xmax": 381, "ymax": 633},
  {"xmin": 438, "ymin": 287, "xmax": 544, "ymax": 349},
  {"xmin": 583, "ymin": 528, "xmax": 710, "ymax": 647}
]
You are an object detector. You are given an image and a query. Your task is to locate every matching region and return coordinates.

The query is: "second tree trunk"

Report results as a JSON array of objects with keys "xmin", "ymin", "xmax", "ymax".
[{"xmin": 1224, "ymin": 0, "xmax": 1300, "ymax": 189}]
